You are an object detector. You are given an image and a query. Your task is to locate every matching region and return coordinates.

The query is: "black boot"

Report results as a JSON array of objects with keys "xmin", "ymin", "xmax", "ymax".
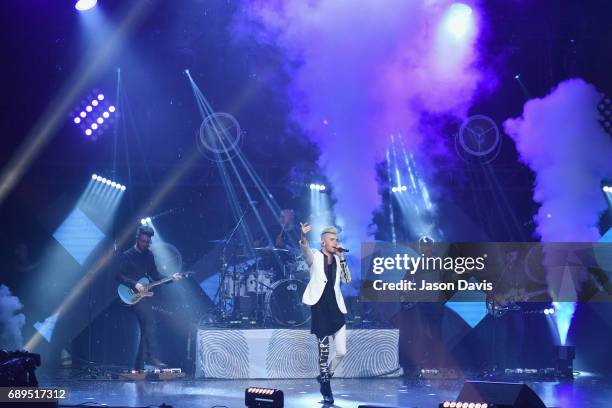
[{"xmin": 322, "ymin": 380, "xmax": 334, "ymax": 405}]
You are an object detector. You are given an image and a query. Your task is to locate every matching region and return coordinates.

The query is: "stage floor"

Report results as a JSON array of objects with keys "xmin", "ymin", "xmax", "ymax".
[{"xmin": 39, "ymin": 374, "xmax": 610, "ymax": 408}]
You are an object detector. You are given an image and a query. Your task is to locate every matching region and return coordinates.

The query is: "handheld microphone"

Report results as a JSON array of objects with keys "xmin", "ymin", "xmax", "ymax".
[{"xmin": 337, "ymin": 247, "xmax": 350, "ymax": 253}]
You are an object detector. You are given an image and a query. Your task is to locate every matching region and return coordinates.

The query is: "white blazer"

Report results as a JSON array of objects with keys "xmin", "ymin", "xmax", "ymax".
[{"xmin": 300, "ymin": 241, "xmax": 350, "ymax": 314}]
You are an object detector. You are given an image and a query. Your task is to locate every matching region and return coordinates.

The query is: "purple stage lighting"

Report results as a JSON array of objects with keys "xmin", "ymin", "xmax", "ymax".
[
  {"xmin": 75, "ymin": 0, "xmax": 97, "ymax": 12},
  {"xmin": 443, "ymin": 3, "xmax": 474, "ymax": 40},
  {"xmin": 71, "ymin": 89, "xmax": 118, "ymax": 139}
]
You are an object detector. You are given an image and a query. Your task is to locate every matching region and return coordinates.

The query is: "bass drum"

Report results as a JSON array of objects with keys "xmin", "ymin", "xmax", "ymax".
[{"xmin": 265, "ymin": 279, "xmax": 311, "ymax": 327}]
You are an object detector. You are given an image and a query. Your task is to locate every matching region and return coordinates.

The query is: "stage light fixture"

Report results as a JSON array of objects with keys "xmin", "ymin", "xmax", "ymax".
[
  {"xmin": 597, "ymin": 95, "xmax": 612, "ymax": 137},
  {"xmin": 444, "ymin": 2, "xmax": 474, "ymax": 40},
  {"xmin": 146, "ymin": 217, "xmax": 152, "ymax": 223},
  {"xmin": 75, "ymin": 0, "xmax": 97, "ymax": 11},
  {"xmin": 440, "ymin": 402, "xmax": 488, "ymax": 408},
  {"xmin": 72, "ymin": 89, "xmax": 117, "ymax": 138},
  {"xmin": 245, "ymin": 386, "xmax": 283, "ymax": 408},
  {"xmin": 309, "ymin": 183, "xmax": 327, "ymax": 191},
  {"xmin": 92, "ymin": 174, "xmax": 126, "ymax": 191},
  {"xmin": 74, "ymin": 117, "xmax": 81, "ymax": 124},
  {"xmin": 447, "ymin": 381, "xmax": 546, "ymax": 408},
  {"xmin": 140, "ymin": 219, "xmax": 147, "ymax": 225}
]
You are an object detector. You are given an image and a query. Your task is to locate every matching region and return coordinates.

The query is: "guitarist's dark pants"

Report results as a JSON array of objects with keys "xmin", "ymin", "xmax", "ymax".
[{"xmin": 133, "ymin": 300, "xmax": 160, "ymax": 369}]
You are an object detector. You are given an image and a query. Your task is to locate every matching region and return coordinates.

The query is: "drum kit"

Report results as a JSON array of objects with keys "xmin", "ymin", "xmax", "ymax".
[{"xmin": 216, "ymin": 245, "xmax": 311, "ymax": 327}]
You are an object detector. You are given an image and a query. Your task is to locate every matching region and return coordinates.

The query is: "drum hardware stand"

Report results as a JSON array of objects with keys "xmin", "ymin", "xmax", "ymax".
[{"xmin": 216, "ymin": 202, "xmax": 254, "ymax": 322}]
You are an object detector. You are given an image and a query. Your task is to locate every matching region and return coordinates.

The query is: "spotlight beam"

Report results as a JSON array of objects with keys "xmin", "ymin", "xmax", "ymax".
[
  {"xmin": 25, "ymin": 148, "xmax": 199, "ymax": 351},
  {"xmin": 0, "ymin": 0, "xmax": 157, "ymax": 206}
]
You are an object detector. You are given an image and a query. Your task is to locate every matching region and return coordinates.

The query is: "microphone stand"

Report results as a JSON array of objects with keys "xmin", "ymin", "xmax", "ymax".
[{"xmin": 215, "ymin": 202, "xmax": 254, "ymax": 321}]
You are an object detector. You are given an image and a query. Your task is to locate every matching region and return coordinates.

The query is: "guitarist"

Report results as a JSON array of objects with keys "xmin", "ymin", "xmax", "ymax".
[{"xmin": 115, "ymin": 225, "xmax": 182, "ymax": 370}]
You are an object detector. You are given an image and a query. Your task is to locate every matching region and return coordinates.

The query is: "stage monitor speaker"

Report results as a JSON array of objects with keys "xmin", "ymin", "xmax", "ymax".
[{"xmin": 456, "ymin": 381, "xmax": 546, "ymax": 408}]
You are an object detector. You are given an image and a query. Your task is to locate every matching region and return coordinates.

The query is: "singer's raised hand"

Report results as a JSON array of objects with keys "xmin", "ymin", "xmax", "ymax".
[{"xmin": 300, "ymin": 222, "xmax": 312, "ymax": 237}]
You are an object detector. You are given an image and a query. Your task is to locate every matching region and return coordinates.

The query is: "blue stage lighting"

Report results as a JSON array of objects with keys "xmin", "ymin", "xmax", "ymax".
[
  {"xmin": 140, "ymin": 219, "xmax": 147, "ymax": 226},
  {"xmin": 442, "ymin": 2, "xmax": 474, "ymax": 42},
  {"xmin": 310, "ymin": 183, "xmax": 327, "ymax": 191},
  {"xmin": 92, "ymin": 174, "xmax": 126, "ymax": 190},
  {"xmin": 53, "ymin": 207, "xmax": 105, "ymax": 264},
  {"xmin": 75, "ymin": 0, "xmax": 97, "ymax": 12},
  {"xmin": 72, "ymin": 89, "xmax": 117, "ymax": 139}
]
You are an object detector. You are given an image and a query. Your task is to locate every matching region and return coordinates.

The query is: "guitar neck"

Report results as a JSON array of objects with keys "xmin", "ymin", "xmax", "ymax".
[{"xmin": 148, "ymin": 276, "xmax": 174, "ymax": 289}]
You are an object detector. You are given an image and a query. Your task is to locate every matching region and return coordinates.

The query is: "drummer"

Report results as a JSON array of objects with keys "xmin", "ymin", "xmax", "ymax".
[{"xmin": 274, "ymin": 209, "xmax": 301, "ymax": 250}]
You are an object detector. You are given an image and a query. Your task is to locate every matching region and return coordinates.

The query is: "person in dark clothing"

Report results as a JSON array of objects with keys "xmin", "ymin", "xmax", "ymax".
[
  {"xmin": 115, "ymin": 225, "xmax": 182, "ymax": 370},
  {"xmin": 275, "ymin": 209, "xmax": 301, "ymax": 250},
  {"xmin": 300, "ymin": 223, "xmax": 351, "ymax": 405}
]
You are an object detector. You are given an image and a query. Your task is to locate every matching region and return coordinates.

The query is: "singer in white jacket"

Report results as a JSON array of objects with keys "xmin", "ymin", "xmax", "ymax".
[{"xmin": 300, "ymin": 223, "xmax": 351, "ymax": 404}]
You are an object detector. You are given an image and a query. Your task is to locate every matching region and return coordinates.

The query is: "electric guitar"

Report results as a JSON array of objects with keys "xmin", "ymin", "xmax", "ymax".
[{"xmin": 117, "ymin": 273, "xmax": 190, "ymax": 305}]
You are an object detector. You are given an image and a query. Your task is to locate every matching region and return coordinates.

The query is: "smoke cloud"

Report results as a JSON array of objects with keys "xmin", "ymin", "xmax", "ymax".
[
  {"xmin": 504, "ymin": 78, "xmax": 612, "ymax": 242},
  {"xmin": 233, "ymin": 0, "xmax": 487, "ymax": 246},
  {"xmin": 0, "ymin": 285, "xmax": 26, "ymax": 350}
]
